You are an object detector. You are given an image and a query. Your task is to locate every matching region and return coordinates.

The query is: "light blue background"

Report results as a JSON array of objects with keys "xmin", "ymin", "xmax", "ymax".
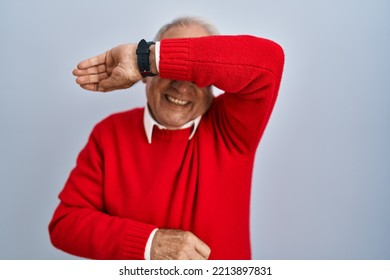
[{"xmin": 1, "ymin": 0, "xmax": 389, "ymax": 259}]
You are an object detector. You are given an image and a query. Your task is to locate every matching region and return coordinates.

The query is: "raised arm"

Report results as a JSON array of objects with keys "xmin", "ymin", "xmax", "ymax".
[{"xmin": 157, "ymin": 35, "xmax": 285, "ymax": 153}]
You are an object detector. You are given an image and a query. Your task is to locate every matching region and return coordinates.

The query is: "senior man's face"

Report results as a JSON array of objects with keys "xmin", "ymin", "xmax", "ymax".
[{"xmin": 144, "ymin": 25, "xmax": 213, "ymax": 129}]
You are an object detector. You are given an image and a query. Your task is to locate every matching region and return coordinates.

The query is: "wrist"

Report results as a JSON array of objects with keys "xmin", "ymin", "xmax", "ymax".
[
  {"xmin": 136, "ymin": 39, "xmax": 157, "ymax": 77},
  {"xmin": 148, "ymin": 44, "xmax": 158, "ymax": 76}
]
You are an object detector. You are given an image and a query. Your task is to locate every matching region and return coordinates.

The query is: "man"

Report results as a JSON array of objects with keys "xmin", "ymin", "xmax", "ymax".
[{"xmin": 49, "ymin": 17, "xmax": 284, "ymax": 260}]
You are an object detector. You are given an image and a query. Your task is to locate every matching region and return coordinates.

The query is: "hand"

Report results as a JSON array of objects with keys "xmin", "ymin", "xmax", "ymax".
[
  {"xmin": 151, "ymin": 229, "xmax": 211, "ymax": 260},
  {"xmin": 72, "ymin": 44, "xmax": 142, "ymax": 92}
]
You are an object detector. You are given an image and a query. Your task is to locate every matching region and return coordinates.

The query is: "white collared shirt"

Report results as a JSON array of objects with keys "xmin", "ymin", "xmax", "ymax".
[{"xmin": 143, "ymin": 104, "xmax": 202, "ymax": 144}]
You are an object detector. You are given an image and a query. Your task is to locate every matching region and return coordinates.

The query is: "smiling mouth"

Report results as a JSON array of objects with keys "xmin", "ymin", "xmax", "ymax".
[{"xmin": 165, "ymin": 94, "xmax": 190, "ymax": 106}]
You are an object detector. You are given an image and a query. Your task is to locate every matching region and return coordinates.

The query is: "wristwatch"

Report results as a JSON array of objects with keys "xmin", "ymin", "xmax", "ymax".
[{"xmin": 136, "ymin": 39, "xmax": 156, "ymax": 77}]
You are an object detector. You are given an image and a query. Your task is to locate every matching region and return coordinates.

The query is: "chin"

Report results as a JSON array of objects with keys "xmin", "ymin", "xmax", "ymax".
[
  {"xmin": 163, "ymin": 119, "xmax": 189, "ymax": 129},
  {"xmin": 166, "ymin": 122, "xmax": 187, "ymax": 129}
]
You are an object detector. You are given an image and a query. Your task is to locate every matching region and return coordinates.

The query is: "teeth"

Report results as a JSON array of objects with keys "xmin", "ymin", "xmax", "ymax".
[{"xmin": 166, "ymin": 95, "xmax": 189, "ymax": 106}]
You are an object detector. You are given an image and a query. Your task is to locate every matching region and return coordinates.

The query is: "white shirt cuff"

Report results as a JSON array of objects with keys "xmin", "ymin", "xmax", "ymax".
[
  {"xmin": 144, "ymin": 228, "xmax": 158, "ymax": 260},
  {"xmin": 155, "ymin": 41, "xmax": 160, "ymax": 73}
]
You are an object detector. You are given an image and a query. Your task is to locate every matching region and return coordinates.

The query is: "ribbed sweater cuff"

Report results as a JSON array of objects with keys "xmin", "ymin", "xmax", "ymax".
[
  {"xmin": 121, "ymin": 220, "xmax": 157, "ymax": 260},
  {"xmin": 159, "ymin": 39, "xmax": 191, "ymax": 81}
]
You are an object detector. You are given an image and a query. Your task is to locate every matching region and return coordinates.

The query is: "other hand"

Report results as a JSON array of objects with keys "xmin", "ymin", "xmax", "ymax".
[{"xmin": 151, "ymin": 229, "xmax": 211, "ymax": 260}]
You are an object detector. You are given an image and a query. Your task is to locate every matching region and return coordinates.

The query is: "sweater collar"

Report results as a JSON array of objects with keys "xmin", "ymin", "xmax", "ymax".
[{"xmin": 143, "ymin": 104, "xmax": 201, "ymax": 144}]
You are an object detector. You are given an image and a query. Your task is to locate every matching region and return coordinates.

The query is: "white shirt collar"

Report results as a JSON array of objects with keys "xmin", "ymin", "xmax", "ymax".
[{"xmin": 143, "ymin": 104, "xmax": 202, "ymax": 144}]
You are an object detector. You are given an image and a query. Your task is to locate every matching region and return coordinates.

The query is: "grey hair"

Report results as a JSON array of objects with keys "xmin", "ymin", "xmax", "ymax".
[{"xmin": 154, "ymin": 16, "xmax": 219, "ymax": 41}]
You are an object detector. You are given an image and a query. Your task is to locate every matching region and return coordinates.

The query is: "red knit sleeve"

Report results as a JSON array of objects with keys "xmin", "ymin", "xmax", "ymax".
[
  {"xmin": 48, "ymin": 122, "xmax": 157, "ymax": 260},
  {"xmin": 159, "ymin": 35, "xmax": 285, "ymax": 153}
]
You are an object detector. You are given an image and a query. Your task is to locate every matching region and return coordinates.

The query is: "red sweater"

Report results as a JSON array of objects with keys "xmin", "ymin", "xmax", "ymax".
[{"xmin": 49, "ymin": 35, "xmax": 284, "ymax": 260}]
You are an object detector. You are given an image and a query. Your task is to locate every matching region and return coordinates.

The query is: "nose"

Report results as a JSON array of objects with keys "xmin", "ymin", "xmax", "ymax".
[{"xmin": 172, "ymin": 80, "xmax": 193, "ymax": 94}]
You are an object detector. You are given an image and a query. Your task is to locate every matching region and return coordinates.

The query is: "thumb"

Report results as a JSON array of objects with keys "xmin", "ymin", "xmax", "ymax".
[
  {"xmin": 99, "ymin": 67, "xmax": 130, "ymax": 91},
  {"xmin": 194, "ymin": 237, "xmax": 211, "ymax": 259}
]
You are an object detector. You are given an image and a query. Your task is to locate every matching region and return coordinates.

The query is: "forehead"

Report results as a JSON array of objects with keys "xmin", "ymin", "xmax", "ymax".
[{"xmin": 161, "ymin": 24, "xmax": 211, "ymax": 39}]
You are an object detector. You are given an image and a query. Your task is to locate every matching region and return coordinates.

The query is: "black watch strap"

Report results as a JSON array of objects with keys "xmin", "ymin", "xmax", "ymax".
[{"xmin": 136, "ymin": 39, "xmax": 156, "ymax": 77}]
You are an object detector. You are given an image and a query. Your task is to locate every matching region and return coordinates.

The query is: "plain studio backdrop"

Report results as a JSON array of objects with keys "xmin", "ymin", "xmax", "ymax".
[{"xmin": 1, "ymin": 0, "xmax": 389, "ymax": 259}]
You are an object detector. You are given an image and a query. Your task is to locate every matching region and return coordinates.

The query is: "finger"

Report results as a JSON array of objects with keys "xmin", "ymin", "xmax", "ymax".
[
  {"xmin": 187, "ymin": 251, "xmax": 208, "ymax": 260},
  {"xmin": 76, "ymin": 73, "xmax": 108, "ymax": 85},
  {"xmin": 80, "ymin": 83, "xmax": 99, "ymax": 92},
  {"xmin": 80, "ymin": 81, "xmax": 133, "ymax": 92},
  {"xmin": 77, "ymin": 52, "xmax": 107, "ymax": 70},
  {"xmin": 194, "ymin": 237, "xmax": 211, "ymax": 259},
  {"xmin": 73, "ymin": 64, "xmax": 107, "ymax": 76},
  {"xmin": 100, "ymin": 84, "xmax": 133, "ymax": 92}
]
